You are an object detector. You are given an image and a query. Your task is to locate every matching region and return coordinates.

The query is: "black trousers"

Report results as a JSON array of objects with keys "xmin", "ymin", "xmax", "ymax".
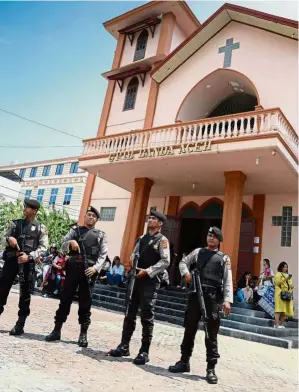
[
  {"xmin": 180, "ymin": 293, "xmax": 221, "ymax": 366},
  {"xmin": 0, "ymin": 257, "xmax": 34, "ymax": 319},
  {"xmin": 121, "ymin": 277, "xmax": 159, "ymax": 353},
  {"xmin": 55, "ymin": 261, "xmax": 95, "ymax": 327}
]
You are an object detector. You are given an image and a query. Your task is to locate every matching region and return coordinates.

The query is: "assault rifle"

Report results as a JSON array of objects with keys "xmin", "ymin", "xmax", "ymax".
[
  {"xmin": 73, "ymin": 224, "xmax": 92, "ymax": 284},
  {"xmin": 16, "ymin": 222, "xmax": 26, "ymax": 284},
  {"xmin": 191, "ymin": 269, "xmax": 209, "ymax": 340},
  {"xmin": 124, "ymin": 252, "xmax": 139, "ymax": 317}
]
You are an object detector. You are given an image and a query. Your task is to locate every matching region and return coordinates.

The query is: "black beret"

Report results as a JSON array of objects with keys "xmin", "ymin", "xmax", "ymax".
[
  {"xmin": 24, "ymin": 198, "xmax": 40, "ymax": 210},
  {"xmin": 87, "ymin": 206, "xmax": 100, "ymax": 219},
  {"xmin": 208, "ymin": 226, "xmax": 223, "ymax": 242},
  {"xmin": 149, "ymin": 210, "xmax": 167, "ymax": 222}
]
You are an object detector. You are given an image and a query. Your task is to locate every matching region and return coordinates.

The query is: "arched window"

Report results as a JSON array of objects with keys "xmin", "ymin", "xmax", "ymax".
[
  {"xmin": 123, "ymin": 77, "xmax": 139, "ymax": 111},
  {"xmin": 134, "ymin": 29, "xmax": 148, "ymax": 61}
]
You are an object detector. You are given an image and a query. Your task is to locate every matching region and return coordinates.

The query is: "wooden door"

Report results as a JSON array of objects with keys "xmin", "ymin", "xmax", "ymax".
[
  {"xmin": 237, "ymin": 219, "xmax": 255, "ymax": 281},
  {"xmin": 161, "ymin": 216, "xmax": 180, "ymax": 285}
]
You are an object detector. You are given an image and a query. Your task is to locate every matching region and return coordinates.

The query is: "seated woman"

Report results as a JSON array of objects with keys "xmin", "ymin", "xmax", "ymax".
[
  {"xmin": 106, "ymin": 256, "xmax": 124, "ymax": 287},
  {"xmin": 274, "ymin": 261, "xmax": 294, "ymax": 328},
  {"xmin": 52, "ymin": 251, "xmax": 66, "ymax": 295},
  {"xmin": 236, "ymin": 272, "xmax": 253, "ymax": 303}
]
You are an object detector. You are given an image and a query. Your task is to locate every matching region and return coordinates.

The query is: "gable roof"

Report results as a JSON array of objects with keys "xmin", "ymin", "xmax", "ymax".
[{"xmin": 151, "ymin": 3, "xmax": 298, "ymax": 83}]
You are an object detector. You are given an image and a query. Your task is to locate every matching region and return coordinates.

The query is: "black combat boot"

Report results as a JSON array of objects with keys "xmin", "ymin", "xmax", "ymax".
[
  {"xmin": 45, "ymin": 322, "xmax": 63, "ymax": 342},
  {"xmin": 133, "ymin": 351, "xmax": 149, "ymax": 365},
  {"xmin": 9, "ymin": 316, "xmax": 26, "ymax": 336},
  {"xmin": 107, "ymin": 343, "xmax": 130, "ymax": 357},
  {"xmin": 206, "ymin": 364, "xmax": 218, "ymax": 384},
  {"xmin": 168, "ymin": 360, "xmax": 190, "ymax": 373},
  {"xmin": 78, "ymin": 325, "xmax": 88, "ymax": 348}
]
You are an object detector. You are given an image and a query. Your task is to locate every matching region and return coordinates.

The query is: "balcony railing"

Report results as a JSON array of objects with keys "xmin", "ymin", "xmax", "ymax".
[{"xmin": 82, "ymin": 108, "xmax": 298, "ymax": 159}]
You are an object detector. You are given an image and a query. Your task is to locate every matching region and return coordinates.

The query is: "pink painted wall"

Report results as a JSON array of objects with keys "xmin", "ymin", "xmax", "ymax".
[
  {"xmin": 91, "ymin": 177, "xmax": 130, "ymax": 260},
  {"xmin": 170, "ymin": 22, "xmax": 187, "ymax": 53},
  {"xmin": 106, "ymin": 75, "xmax": 151, "ymax": 135},
  {"xmin": 262, "ymin": 194, "xmax": 298, "ymax": 316},
  {"xmin": 154, "ymin": 22, "xmax": 298, "ymax": 130},
  {"xmin": 120, "ymin": 24, "xmax": 162, "ymax": 67}
]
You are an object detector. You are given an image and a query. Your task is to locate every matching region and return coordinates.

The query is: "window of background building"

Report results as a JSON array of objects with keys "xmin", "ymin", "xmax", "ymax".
[
  {"xmin": 42, "ymin": 165, "xmax": 51, "ymax": 176},
  {"xmin": 123, "ymin": 77, "xmax": 139, "ymax": 111},
  {"xmin": 134, "ymin": 29, "xmax": 148, "ymax": 61},
  {"xmin": 63, "ymin": 187, "xmax": 73, "ymax": 205},
  {"xmin": 70, "ymin": 162, "xmax": 79, "ymax": 174},
  {"xmin": 99, "ymin": 207, "xmax": 116, "ymax": 222},
  {"xmin": 49, "ymin": 188, "xmax": 58, "ymax": 205},
  {"xmin": 30, "ymin": 167, "xmax": 37, "ymax": 177},
  {"xmin": 25, "ymin": 189, "xmax": 32, "ymax": 199},
  {"xmin": 37, "ymin": 189, "xmax": 45, "ymax": 203},
  {"xmin": 55, "ymin": 164, "xmax": 64, "ymax": 175},
  {"xmin": 19, "ymin": 168, "xmax": 26, "ymax": 179}
]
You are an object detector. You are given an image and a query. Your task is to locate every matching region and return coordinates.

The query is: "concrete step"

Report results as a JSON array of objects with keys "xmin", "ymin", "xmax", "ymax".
[{"xmin": 93, "ymin": 303, "xmax": 295, "ymax": 350}]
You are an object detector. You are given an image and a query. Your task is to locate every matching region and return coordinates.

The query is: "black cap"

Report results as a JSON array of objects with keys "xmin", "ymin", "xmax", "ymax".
[
  {"xmin": 208, "ymin": 226, "xmax": 223, "ymax": 242},
  {"xmin": 24, "ymin": 198, "xmax": 40, "ymax": 210},
  {"xmin": 87, "ymin": 206, "xmax": 100, "ymax": 219},
  {"xmin": 149, "ymin": 210, "xmax": 167, "ymax": 222}
]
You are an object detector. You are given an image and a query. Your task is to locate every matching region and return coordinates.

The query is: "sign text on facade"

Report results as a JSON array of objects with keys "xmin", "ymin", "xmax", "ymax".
[{"xmin": 109, "ymin": 140, "xmax": 212, "ymax": 163}]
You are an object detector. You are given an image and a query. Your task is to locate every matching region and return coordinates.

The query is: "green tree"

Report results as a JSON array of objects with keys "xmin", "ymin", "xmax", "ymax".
[{"xmin": 0, "ymin": 197, "xmax": 75, "ymax": 249}]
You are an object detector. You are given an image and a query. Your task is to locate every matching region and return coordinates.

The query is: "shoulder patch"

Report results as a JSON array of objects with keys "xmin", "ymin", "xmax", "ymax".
[
  {"xmin": 226, "ymin": 258, "xmax": 231, "ymax": 270},
  {"xmin": 161, "ymin": 239, "xmax": 168, "ymax": 249}
]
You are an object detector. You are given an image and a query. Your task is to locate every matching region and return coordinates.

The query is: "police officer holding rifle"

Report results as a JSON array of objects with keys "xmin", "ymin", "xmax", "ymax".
[
  {"xmin": 0, "ymin": 199, "xmax": 48, "ymax": 335},
  {"xmin": 108, "ymin": 210, "xmax": 170, "ymax": 365},
  {"xmin": 168, "ymin": 226, "xmax": 233, "ymax": 384},
  {"xmin": 45, "ymin": 206, "xmax": 107, "ymax": 347}
]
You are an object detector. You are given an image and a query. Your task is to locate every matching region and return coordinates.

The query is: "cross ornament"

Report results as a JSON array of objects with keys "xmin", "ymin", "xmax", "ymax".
[
  {"xmin": 218, "ymin": 38, "xmax": 240, "ymax": 68},
  {"xmin": 272, "ymin": 206, "xmax": 298, "ymax": 247}
]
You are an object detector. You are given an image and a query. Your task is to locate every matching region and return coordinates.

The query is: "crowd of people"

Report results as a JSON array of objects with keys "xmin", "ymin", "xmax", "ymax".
[{"xmin": 236, "ymin": 258, "xmax": 294, "ymax": 326}]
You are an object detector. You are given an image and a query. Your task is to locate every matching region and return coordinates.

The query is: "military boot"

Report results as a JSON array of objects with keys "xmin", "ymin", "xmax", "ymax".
[
  {"xmin": 45, "ymin": 322, "xmax": 63, "ymax": 342},
  {"xmin": 78, "ymin": 325, "xmax": 88, "ymax": 348},
  {"xmin": 168, "ymin": 360, "xmax": 190, "ymax": 373},
  {"xmin": 107, "ymin": 343, "xmax": 130, "ymax": 357},
  {"xmin": 206, "ymin": 365, "xmax": 218, "ymax": 384},
  {"xmin": 133, "ymin": 351, "xmax": 149, "ymax": 366},
  {"xmin": 9, "ymin": 316, "xmax": 26, "ymax": 336}
]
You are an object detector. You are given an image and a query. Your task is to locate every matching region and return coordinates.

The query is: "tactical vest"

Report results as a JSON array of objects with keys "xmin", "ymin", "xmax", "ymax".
[
  {"xmin": 137, "ymin": 233, "xmax": 162, "ymax": 270},
  {"xmin": 12, "ymin": 219, "xmax": 41, "ymax": 254},
  {"xmin": 196, "ymin": 248, "xmax": 226, "ymax": 289},
  {"xmin": 75, "ymin": 226, "xmax": 102, "ymax": 265}
]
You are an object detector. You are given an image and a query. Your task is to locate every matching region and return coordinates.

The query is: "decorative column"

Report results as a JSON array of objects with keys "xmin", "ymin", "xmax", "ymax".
[
  {"xmin": 252, "ymin": 195, "xmax": 265, "ymax": 277},
  {"xmin": 120, "ymin": 178, "xmax": 153, "ymax": 268},
  {"xmin": 221, "ymin": 171, "xmax": 247, "ymax": 286}
]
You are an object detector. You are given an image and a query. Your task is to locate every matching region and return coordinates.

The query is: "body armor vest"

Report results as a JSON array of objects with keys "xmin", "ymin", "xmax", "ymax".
[
  {"xmin": 73, "ymin": 226, "xmax": 102, "ymax": 265},
  {"xmin": 137, "ymin": 233, "xmax": 162, "ymax": 270},
  {"xmin": 196, "ymin": 248, "xmax": 226, "ymax": 289},
  {"xmin": 13, "ymin": 219, "xmax": 41, "ymax": 254}
]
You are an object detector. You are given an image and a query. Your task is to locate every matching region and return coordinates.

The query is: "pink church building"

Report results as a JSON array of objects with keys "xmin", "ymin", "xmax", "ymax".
[{"xmin": 78, "ymin": 2, "xmax": 298, "ymax": 312}]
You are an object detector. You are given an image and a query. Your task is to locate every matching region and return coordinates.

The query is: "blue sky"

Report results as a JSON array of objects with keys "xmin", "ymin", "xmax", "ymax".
[{"xmin": 0, "ymin": 1, "xmax": 297, "ymax": 166}]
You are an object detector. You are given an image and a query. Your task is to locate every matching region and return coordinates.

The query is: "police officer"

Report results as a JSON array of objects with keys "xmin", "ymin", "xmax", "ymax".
[
  {"xmin": 168, "ymin": 226, "xmax": 233, "ymax": 384},
  {"xmin": 108, "ymin": 210, "xmax": 170, "ymax": 365},
  {"xmin": 0, "ymin": 199, "xmax": 48, "ymax": 335},
  {"xmin": 45, "ymin": 206, "xmax": 108, "ymax": 347}
]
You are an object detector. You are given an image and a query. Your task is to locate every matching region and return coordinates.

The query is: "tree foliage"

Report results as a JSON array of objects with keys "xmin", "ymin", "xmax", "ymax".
[{"xmin": 0, "ymin": 197, "xmax": 76, "ymax": 249}]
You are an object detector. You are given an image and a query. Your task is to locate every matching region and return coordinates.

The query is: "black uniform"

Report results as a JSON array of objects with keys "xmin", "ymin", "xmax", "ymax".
[
  {"xmin": 169, "ymin": 228, "xmax": 233, "ymax": 383},
  {"xmin": 109, "ymin": 229, "xmax": 170, "ymax": 364},
  {"xmin": 0, "ymin": 218, "xmax": 48, "ymax": 332},
  {"xmin": 54, "ymin": 225, "xmax": 107, "ymax": 328}
]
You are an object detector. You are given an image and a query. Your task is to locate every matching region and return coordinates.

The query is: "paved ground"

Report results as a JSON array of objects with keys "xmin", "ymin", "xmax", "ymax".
[{"xmin": 0, "ymin": 290, "xmax": 298, "ymax": 392}]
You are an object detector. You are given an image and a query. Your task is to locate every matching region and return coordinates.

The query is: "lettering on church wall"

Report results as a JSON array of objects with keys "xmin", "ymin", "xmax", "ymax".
[{"xmin": 108, "ymin": 140, "xmax": 213, "ymax": 163}]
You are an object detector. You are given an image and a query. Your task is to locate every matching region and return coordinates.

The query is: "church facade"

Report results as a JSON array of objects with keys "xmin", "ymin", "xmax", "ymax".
[{"xmin": 78, "ymin": 2, "xmax": 298, "ymax": 312}]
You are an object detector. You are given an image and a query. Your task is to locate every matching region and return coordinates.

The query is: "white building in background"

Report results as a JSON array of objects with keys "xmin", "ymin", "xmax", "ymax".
[
  {"xmin": 0, "ymin": 156, "xmax": 88, "ymax": 220},
  {"xmin": 0, "ymin": 171, "xmax": 22, "ymax": 203}
]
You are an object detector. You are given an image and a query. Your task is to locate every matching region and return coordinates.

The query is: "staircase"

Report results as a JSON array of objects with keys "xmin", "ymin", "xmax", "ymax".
[{"xmin": 91, "ymin": 284, "xmax": 298, "ymax": 349}]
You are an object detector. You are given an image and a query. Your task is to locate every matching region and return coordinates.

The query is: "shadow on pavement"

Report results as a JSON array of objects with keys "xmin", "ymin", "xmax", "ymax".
[
  {"xmin": 0, "ymin": 329, "xmax": 77, "ymax": 345},
  {"xmin": 76, "ymin": 347, "xmax": 206, "ymax": 382}
]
